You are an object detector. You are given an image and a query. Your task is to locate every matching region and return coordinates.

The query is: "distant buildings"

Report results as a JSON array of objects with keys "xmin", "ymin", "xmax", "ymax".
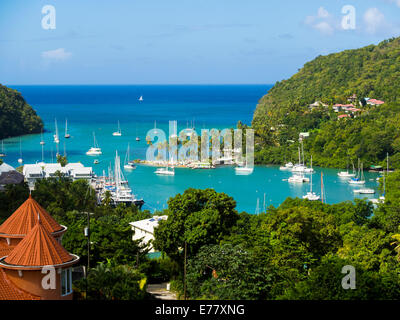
[
  {"xmin": 23, "ymin": 162, "xmax": 93, "ymax": 190},
  {"xmin": 129, "ymin": 216, "xmax": 168, "ymax": 252},
  {"xmin": 0, "ymin": 196, "xmax": 79, "ymax": 300},
  {"xmin": 366, "ymin": 98, "xmax": 385, "ymax": 106}
]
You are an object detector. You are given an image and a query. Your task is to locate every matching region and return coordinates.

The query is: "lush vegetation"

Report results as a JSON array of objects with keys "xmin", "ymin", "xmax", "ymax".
[
  {"xmin": 0, "ymin": 84, "xmax": 43, "ymax": 139},
  {"xmin": 152, "ymin": 177, "xmax": 400, "ymax": 300},
  {"xmin": 252, "ymin": 37, "xmax": 400, "ymax": 169},
  {"xmin": 2, "ymin": 172, "xmax": 400, "ymax": 300}
]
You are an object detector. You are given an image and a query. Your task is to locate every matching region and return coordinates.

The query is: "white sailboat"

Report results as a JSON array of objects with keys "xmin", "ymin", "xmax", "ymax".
[
  {"xmin": 288, "ymin": 173, "xmax": 310, "ymax": 183},
  {"xmin": 112, "ymin": 121, "xmax": 122, "ymax": 136},
  {"xmin": 279, "ymin": 162, "xmax": 293, "ymax": 170},
  {"xmin": 18, "ymin": 138, "xmax": 23, "ymax": 164},
  {"xmin": 53, "ymin": 119, "xmax": 60, "ymax": 144},
  {"xmin": 354, "ymin": 188, "xmax": 375, "ymax": 194},
  {"xmin": 64, "ymin": 119, "xmax": 70, "ymax": 138},
  {"xmin": 86, "ymin": 132, "xmax": 102, "ymax": 155},
  {"xmin": 138, "ymin": 96, "xmax": 143, "ymax": 101},
  {"xmin": 136, "ymin": 126, "xmax": 140, "ymax": 141},
  {"xmin": 0, "ymin": 140, "xmax": 6, "ymax": 157},
  {"xmin": 124, "ymin": 143, "xmax": 136, "ymax": 170},
  {"xmin": 40, "ymin": 130, "xmax": 45, "ymax": 146},
  {"xmin": 303, "ymin": 166, "xmax": 320, "ymax": 200},
  {"xmin": 348, "ymin": 160, "xmax": 365, "ymax": 185},
  {"xmin": 155, "ymin": 155, "xmax": 175, "ymax": 175},
  {"xmin": 338, "ymin": 159, "xmax": 356, "ymax": 178}
]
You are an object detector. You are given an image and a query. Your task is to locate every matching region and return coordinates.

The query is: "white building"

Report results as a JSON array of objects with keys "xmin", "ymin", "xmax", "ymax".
[
  {"xmin": 129, "ymin": 216, "xmax": 168, "ymax": 252},
  {"xmin": 23, "ymin": 162, "xmax": 94, "ymax": 190}
]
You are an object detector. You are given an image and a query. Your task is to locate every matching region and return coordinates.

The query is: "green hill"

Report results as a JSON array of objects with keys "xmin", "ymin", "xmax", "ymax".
[
  {"xmin": 252, "ymin": 37, "xmax": 400, "ymax": 169},
  {"xmin": 0, "ymin": 84, "xmax": 43, "ymax": 140}
]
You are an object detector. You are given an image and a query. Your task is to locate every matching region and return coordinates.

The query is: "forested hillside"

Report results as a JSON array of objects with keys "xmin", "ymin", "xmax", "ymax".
[
  {"xmin": 0, "ymin": 84, "xmax": 43, "ymax": 139},
  {"xmin": 252, "ymin": 37, "xmax": 400, "ymax": 169}
]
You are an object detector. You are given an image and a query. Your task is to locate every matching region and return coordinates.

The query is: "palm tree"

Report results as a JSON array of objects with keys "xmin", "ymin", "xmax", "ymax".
[{"xmin": 391, "ymin": 234, "xmax": 400, "ymax": 262}]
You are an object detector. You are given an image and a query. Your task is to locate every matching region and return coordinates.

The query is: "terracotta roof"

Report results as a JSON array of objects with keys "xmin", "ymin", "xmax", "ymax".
[
  {"xmin": 0, "ymin": 241, "xmax": 14, "ymax": 258},
  {"xmin": 3, "ymin": 221, "xmax": 76, "ymax": 269},
  {"xmin": 0, "ymin": 269, "xmax": 40, "ymax": 300},
  {"xmin": 0, "ymin": 195, "xmax": 65, "ymax": 238}
]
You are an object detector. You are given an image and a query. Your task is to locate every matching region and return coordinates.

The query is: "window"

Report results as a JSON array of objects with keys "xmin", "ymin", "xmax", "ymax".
[{"xmin": 61, "ymin": 268, "xmax": 72, "ymax": 296}]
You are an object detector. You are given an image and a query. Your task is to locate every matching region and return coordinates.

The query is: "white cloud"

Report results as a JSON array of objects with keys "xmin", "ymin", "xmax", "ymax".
[
  {"xmin": 383, "ymin": 0, "xmax": 400, "ymax": 7},
  {"xmin": 317, "ymin": 7, "xmax": 330, "ymax": 19},
  {"xmin": 41, "ymin": 48, "xmax": 72, "ymax": 61},
  {"xmin": 364, "ymin": 8, "xmax": 387, "ymax": 34},
  {"xmin": 305, "ymin": 7, "xmax": 337, "ymax": 36},
  {"xmin": 314, "ymin": 22, "xmax": 335, "ymax": 35}
]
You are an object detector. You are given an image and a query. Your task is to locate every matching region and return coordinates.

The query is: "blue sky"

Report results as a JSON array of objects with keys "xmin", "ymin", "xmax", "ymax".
[{"xmin": 0, "ymin": 0, "xmax": 399, "ymax": 85}]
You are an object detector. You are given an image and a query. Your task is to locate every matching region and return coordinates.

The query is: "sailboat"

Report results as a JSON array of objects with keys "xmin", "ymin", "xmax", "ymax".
[
  {"xmin": 18, "ymin": 138, "xmax": 23, "ymax": 164},
  {"xmin": 0, "ymin": 140, "xmax": 6, "ymax": 157},
  {"xmin": 86, "ymin": 132, "xmax": 102, "ymax": 155},
  {"xmin": 338, "ymin": 159, "xmax": 356, "ymax": 178},
  {"xmin": 348, "ymin": 160, "xmax": 365, "ymax": 185},
  {"xmin": 235, "ymin": 163, "xmax": 254, "ymax": 175},
  {"xmin": 112, "ymin": 121, "xmax": 122, "ymax": 136},
  {"xmin": 64, "ymin": 119, "xmax": 70, "ymax": 138},
  {"xmin": 124, "ymin": 143, "xmax": 136, "ymax": 170},
  {"xmin": 292, "ymin": 144, "xmax": 306, "ymax": 173},
  {"xmin": 303, "ymin": 166, "xmax": 320, "ymax": 201},
  {"xmin": 53, "ymin": 119, "xmax": 60, "ymax": 144},
  {"xmin": 304, "ymin": 155, "xmax": 314, "ymax": 173},
  {"xmin": 40, "ymin": 130, "xmax": 45, "ymax": 145},
  {"xmin": 136, "ymin": 126, "xmax": 140, "ymax": 141},
  {"xmin": 138, "ymin": 96, "xmax": 143, "ymax": 102},
  {"xmin": 155, "ymin": 155, "xmax": 175, "ymax": 175}
]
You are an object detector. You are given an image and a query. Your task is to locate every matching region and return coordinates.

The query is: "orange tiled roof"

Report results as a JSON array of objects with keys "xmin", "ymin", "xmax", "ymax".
[
  {"xmin": 0, "ymin": 269, "xmax": 40, "ymax": 300},
  {"xmin": 0, "ymin": 241, "xmax": 14, "ymax": 258},
  {"xmin": 3, "ymin": 221, "xmax": 75, "ymax": 269},
  {"xmin": 0, "ymin": 195, "xmax": 64, "ymax": 238}
]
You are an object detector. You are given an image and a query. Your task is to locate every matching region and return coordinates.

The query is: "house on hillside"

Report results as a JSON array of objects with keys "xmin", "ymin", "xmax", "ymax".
[
  {"xmin": 129, "ymin": 216, "xmax": 168, "ymax": 252},
  {"xmin": 366, "ymin": 98, "xmax": 385, "ymax": 106},
  {"xmin": 338, "ymin": 114, "xmax": 351, "ymax": 120}
]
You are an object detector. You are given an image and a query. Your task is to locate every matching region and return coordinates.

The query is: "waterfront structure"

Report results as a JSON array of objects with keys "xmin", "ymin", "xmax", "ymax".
[
  {"xmin": 129, "ymin": 216, "xmax": 167, "ymax": 252},
  {"xmin": 23, "ymin": 162, "xmax": 94, "ymax": 190},
  {"xmin": 0, "ymin": 196, "xmax": 79, "ymax": 300}
]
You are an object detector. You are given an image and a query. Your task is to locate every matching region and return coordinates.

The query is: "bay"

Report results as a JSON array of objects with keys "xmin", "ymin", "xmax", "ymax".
[{"xmin": 2, "ymin": 85, "xmax": 382, "ymax": 213}]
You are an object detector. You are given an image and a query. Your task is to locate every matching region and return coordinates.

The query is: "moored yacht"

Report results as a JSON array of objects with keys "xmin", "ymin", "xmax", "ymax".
[
  {"xmin": 155, "ymin": 166, "xmax": 175, "ymax": 176},
  {"xmin": 86, "ymin": 132, "xmax": 102, "ymax": 156}
]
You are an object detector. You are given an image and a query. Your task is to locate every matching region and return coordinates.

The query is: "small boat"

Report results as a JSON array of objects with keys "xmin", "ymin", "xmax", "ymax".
[
  {"xmin": 138, "ymin": 96, "xmax": 143, "ymax": 101},
  {"xmin": 288, "ymin": 174, "xmax": 309, "ymax": 183},
  {"xmin": 338, "ymin": 159, "xmax": 355, "ymax": 178},
  {"xmin": 155, "ymin": 166, "xmax": 175, "ymax": 176},
  {"xmin": 0, "ymin": 140, "xmax": 6, "ymax": 157},
  {"xmin": 112, "ymin": 121, "xmax": 122, "ymax": 136},
  {"xmin": 54, "ymin": 119, "xmax": 60, "ymax": 144},
  {"xmin": 94, "ymin": 159, "xmax": 100, "ymax": 164},
  {"xmin": 86, "ymin": 132, "xmax": 102, "ymax": 156},
  {"xmin": 279, "ymin": 162, "xmax": 293, "ymax": 170},
  {"xmin": 235, "ymin": 166, "xmax": 253, "ymax": 175},
  {"xmin": 136, "ymin": 137, "xmax": 140, "ymax": 141},
  {"xmin": 348, "ymin": 160, "xmax": 365, "ymax": 185},
  {"xmin": 303, "ymin": 164, "xmax": 320, "ymax": 201},
  {"xmin": 124, "ymin": 143, "xmax": 136, "ymax": 170},
  {"xmin": 64, "ymin": 119, "xmax": 71, "ymax": 138},
  {"xmin": 354, "ymin": 188, "xmax": 375, "ymax": 194},
  {"xmin": 40, "ymin": 130, "xmax": 45, "ymax": 146},
  {"xmin": 18, "ymin": 138, "xmax": 23, "ymax": 164}
]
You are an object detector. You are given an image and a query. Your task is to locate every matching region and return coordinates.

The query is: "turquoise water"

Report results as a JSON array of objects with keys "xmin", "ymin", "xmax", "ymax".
[{"xmin": 2, "ymin": 85, "xmax": 382, "ymax": 213}]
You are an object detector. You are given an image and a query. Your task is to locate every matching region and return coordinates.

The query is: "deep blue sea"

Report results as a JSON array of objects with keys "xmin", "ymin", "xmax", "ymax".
[{"xmin": 2, "ymin": 85, "xmax": 382, "ymax": 213}]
